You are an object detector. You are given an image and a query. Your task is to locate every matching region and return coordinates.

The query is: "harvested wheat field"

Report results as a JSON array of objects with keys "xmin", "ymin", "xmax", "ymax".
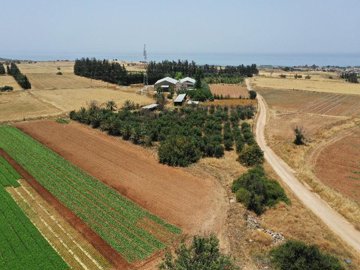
[
  {"xmin": 18, "ymin": 61, "xmax": 75, "ymax": 74},
  {"xmin": 0, "ymin": 74, "xmax": 22, "ymax": 90},
  {"xmin": 26, "ymin": 73, "xmax": 110, "ymax": 90},
  {"xmin": 31, "ymin": 87, "xmax": 152, "ymax": 111},
  {"xmin": 16, "ymin": 120, "xmax": 227, "ymax": 237},
  {"xmin": 314, "ymin": 127, "xmax": 360, "ymax": 204},
  {"xmin": 257, "ymin": 88, "xmax": 360, "ymax": 117},
  {"xmin": 210, "ymin": 84, "xmax": 249, "ymax": 98},
  {"xmin": 252, "ymin": 76, "xmax": 360, "ymax": 95},
  {"xmin": 0, "ymin": 91, "xmax": 61, "ymax": 122}
]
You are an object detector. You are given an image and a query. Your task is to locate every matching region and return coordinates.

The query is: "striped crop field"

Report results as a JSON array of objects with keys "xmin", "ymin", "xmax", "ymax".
[
  {"xmin": 0, "ymin": 156, "xmax": 68, "ymax": 270},
  {"xmin": 0, "ymin": 126, "xmax": 181, "ymax": 263}
]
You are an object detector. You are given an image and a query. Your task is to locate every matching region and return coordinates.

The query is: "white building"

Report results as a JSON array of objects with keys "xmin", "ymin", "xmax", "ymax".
[
  {"xmin": 154, "ymin": 77, "xmax": 179, "ymax": 91},
  {"xmin": 179, "ymin": 77, "xmax": 196, "ymax": 89}
]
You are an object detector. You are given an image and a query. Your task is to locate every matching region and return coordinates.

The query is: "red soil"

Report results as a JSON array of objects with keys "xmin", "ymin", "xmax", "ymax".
[
  {"xmin": 0, "ymin": 149, "xmax": 129, "ymax": 270},
  {"xmin": 314, "ymin": 128, "xmax": 360, "ymax": 204},
  {"xmin": 16, "ymin": 121, "xmax": 227, "ymax": 237},
  {"xmin": 210, "ymin": 84, "xmax": 249, "ymax": 98}
]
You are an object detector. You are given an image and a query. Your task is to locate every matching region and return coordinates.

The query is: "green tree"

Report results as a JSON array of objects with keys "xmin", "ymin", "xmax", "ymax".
[
  {"xmin": 159, "ymin": 235, "xmax": 238, "ymax": 270},
  {"xmin": 271, "ymin": 240, "xmax": 344, "ymax": 270},
  {"xmin": 239, "ymin": 144, "xmax": 264, "ymax": 166},
  {"xmin": 293, "ymin": 126, "xmax": 305, "ymax": 145},
  {"xmin": 159, "ymin": 136, "xmax": 201, "ymax": 167}
]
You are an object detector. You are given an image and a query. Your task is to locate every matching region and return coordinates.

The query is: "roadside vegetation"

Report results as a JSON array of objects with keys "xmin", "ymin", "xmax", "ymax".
[
  {"xmin": 160, "ymin": 235, "xmax": 237, "ymax": 270},
  {"xmin": 70, "ymin": 101, "xmax": 257, "ymax": 167},
  {"xmin": 270, "ymin": 240, "xmax": 344, "ymax": 270},
  {"xmin": 232, "ymin": 166, "xmax": 289, "ymax": 215},
  {"xmin": 6, "ymin": 63, "xmax": 31, "ymax": 89}
]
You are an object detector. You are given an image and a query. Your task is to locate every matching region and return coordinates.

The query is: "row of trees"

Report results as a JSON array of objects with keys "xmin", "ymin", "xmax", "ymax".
[
  {"xmin": 7, "ymin": 63, "xmax": 31, "ymax": 89},
  {"xmin": 341, "ymin": 72, "xmax": 359, "ymax": 83},
  {"xmin": 74, "ymin": 58, "xmax": 143, "ymax": 85},
  {"xmin": 70, "ymin": 102, "xmax": 256, "ymax": 167},
  {"xmin": 0, "ymin": 64, "xmax": 5, "ymax": 75},
  {"xmin": 147, "ymin": 60, "xmax": 259, "ymax": 84}
]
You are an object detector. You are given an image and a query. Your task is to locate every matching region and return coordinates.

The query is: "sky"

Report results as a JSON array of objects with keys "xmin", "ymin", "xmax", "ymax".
[{"xmin": 0, "ymin": 0, "xmax": 360, "ymax": 59}]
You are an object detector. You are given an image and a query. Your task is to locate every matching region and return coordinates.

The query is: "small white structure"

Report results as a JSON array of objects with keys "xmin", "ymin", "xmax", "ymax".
[
  {"xmin": 180, "ymin": 77, "xmax": 196, "ymax": 88},
  {"xmin": 187, "ymin": 100, "xmax": 199, "ymax": 105},
  {"xmin": 154, "ymin": 77, "xmax": 179, "ymax": 91},
  {"xmin": 174, "ymin": 93, "xmax": 187, "ymax": 106},
  {"xmin": 142, "ymin": 104, "xmax": 159, "ymax": 111}
]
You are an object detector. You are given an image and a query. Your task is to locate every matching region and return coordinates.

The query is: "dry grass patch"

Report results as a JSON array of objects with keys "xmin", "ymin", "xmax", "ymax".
[
  {"xmin": 0, "ymin": 91, "xmax": 61, "ymax": 122},
  {"xmin": 252, "ymin": 76, "xmax": 360, "ymax": 95},
  {"xmin": 0, "ymin": 75, "xmax": 22, "ymax": 90},
  {"xmin": 18, "ymin": 61, "xmax": 75, "ymax": 74},
  {"xmin": 210, "ymin": 84, "xmax": 249, "ymax": 98},
  {"xmin": 31, "ymin": 87, "xmax": 153, "ymax": 111}
]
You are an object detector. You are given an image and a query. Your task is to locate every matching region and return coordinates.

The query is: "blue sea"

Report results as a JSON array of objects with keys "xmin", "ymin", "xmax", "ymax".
[{"xmin": 2, "ymin": 52, "xmax": 360, "ymax": 67}]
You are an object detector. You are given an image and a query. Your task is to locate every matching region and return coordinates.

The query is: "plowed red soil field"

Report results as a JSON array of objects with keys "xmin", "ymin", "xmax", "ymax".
[
  {"xmin": 210, "ymin": 84, "xmax": 249, "ymax": 98},
  {"xmin": 314, "ymin": 128, "xmax": 360, "ymax": 204},
  {"xmin": 16, "ymin": 121, "xmax": 227, "ymax": 236}
]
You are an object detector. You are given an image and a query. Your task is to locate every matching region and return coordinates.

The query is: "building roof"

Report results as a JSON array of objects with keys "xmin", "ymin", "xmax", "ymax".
[
  {"xmin": 174, "ymin": 94, "xmax": 187, "ymax": 103},
  {"xmin": 142, "ymin": 104, "xmax": 159, "ymax": 110},
  {"xmin": 154, "ymin": 77, "xmax": 178, "ymax": 85},
  {"xmin": 180, "ymin": 77, "xmax": 196, "ymax": 84}
]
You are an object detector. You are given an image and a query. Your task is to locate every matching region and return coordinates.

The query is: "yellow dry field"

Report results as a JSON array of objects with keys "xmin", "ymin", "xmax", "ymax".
[
  {"xmin": 18, "ymin": 61, "xmax": 75, "ymax": 74},
  {"xmin": 252, "ymin": 76, "xmax": 360, "ymax": 95},
  {"xmin": 32, "ymin": 88, "xmax": 153, "ymax": 111},
  {"xmin": 0, "ymin": 61, "xmax": 153, "ymax": 123},
  {"xmin": 0, "ymin": 75, "xmax": 22, "ymax": 90},
  {"xmin": 26, "ymin": 73, "xmax": 110, "ymax": 90},
  {"xmin": 0, "ymin": 91, "xmax": 62, "ymax": 122}
]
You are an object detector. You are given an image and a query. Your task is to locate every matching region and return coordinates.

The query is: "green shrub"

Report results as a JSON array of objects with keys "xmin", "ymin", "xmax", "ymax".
[
  {"xmin": 232, "ymin": 166, "xmax": 289, "ymax": 215},
  {"xmin": 238, "ymin": 144, "xmax": 264, "ymax": 167},
  {"xmin": 160, "ymin": 235, "xmax": 238, "ymax": 270},
  {"xmin": 0, "ymin": 85, "xmax": 14, "ymax": 92},
  {"xmin": 55, "ymin": 118, "xmax": 70, "ymax": 124},
  {"xmin": 159, "ymin": 136, "xmax": 201, "ymax": 167},
  {"xmin": 271, "ymin": 240, "xmax": 344, "ymax": 270},
  {"xmin": 249, "ymin": 90, "xmax": 257, "ymax": 99}
]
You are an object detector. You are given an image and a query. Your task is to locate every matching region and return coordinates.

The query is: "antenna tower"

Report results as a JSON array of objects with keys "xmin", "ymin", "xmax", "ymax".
[{"xmin": 143, "ymin": 44, "xmax": 148, "ymax": 85}]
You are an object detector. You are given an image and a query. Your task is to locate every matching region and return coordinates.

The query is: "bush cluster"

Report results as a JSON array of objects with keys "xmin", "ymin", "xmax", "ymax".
[
  {"xmin": 160, "ymin": 235, "xmax": 238, "ymax": 270},
  {"xmin": 7, "ymin": 63, "xmax": 31, "ymax": 89},
  {"xmin": 0, "ymin": 85, "xmax": 13, "ymax": 92},
  {"xmin": 232, "ymin": 166, "xmax": 289, "ymax": 215},
  {"xmin": 70, "ymin": 102, "xmax": 256, "ymax": 167},
  {"xmin": 270, "ymin": 240, "xmax": 344, "ymax": 270},
  {"xmin": 341, "ymin": 72, "xmax": 359, "ymax": 83}
]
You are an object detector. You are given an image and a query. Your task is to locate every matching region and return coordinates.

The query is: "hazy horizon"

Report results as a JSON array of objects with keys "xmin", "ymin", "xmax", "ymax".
[{"xmin": 1, "ymin": 0, "xmax": 360, "ymax": 65}]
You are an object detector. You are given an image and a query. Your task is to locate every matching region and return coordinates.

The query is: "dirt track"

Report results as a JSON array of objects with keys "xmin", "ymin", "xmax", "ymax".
[
  {"xmin": 246, "ymin": 79, "xmax": 360, "ymax": 253},
  {"xmin": 16, "ymin": 121, "xmax": 228, "ymax": 237}
]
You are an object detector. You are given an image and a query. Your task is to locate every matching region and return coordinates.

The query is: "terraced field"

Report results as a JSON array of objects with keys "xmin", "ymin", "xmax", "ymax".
[
  {"xmin": 0, "ymin": 126, "xmax": 180, "ymax": 264},
  {"xmin": 0, "ymin": 157, "xmax": 68, "ymax": 270}
]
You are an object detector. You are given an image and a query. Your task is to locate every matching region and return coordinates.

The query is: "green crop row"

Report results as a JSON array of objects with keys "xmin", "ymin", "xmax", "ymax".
[
  {"xmin": 0, "ymin": 126, "xmax": 181, "ymax": 263},
  {"xmin": 0, "ymin": 159, "xmax": 68, "ymax": 270}
]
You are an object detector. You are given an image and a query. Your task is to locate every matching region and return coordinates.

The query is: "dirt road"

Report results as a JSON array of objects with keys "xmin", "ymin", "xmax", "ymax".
[{"xmin": 246, "ymin": 79, "xmax": 360, "ymax": 252}]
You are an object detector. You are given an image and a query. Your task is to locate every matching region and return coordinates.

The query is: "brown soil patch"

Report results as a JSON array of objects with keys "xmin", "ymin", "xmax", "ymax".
[
  {"xmin": 203, "ymin": 99, "xmax": 256, "ymax": 107},
  {"xmin": 16, "ymin": 120, "xmax": 227, "ymax": 238},
  {"xmin": 315, "ymin": 128, "xmax": 360, "ymax": 204},
  {"xmin": 210, "ymin": 84, "xmax": 249, "ymax": 98},
  {"xmin": 0, "ymin": 148, "xmax": 128, "ymax": 269}
]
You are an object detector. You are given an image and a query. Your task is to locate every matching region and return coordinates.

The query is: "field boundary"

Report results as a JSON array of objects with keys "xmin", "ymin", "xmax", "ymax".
[{"xmin": 0, "ymin": 148, "xmax": 130, "ymax": 270}]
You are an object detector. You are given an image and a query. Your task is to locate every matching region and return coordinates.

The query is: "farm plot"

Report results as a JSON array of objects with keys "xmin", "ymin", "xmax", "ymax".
[
  {"xmin": 0, "ymin": 157, "xmax": 68, "ymax": 270},
  {"xmin": 257, "ymin": 88, "xmax": 360, "ymax": 117},
  {"xmin": 314, "ymin": 128, "xmax": 360, "ymax": 204},
  {"xmin": 26, "ymin": 73, "xmax": 109, "ymax": 90},
  {"xmin": 0, "ymin": 125, "xmax": 180, "ymax": 264},
  {"xmin": 0, "ymin": 91, "xmax": 61, "ymax": 123},
  {"xmin": 0, "ymin": 74, "xmax": 22, "ymax": 90},
  {"xmin": 16, "ymin": 121, "xmax": 227, "ymax": 239},
  {"xmin": 210, "ymin": 84, "xmax": 249, "ymax": 98},
  {"xmin": 8, "ymin": 180, "xmax": 112, "ymax": 270}
]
